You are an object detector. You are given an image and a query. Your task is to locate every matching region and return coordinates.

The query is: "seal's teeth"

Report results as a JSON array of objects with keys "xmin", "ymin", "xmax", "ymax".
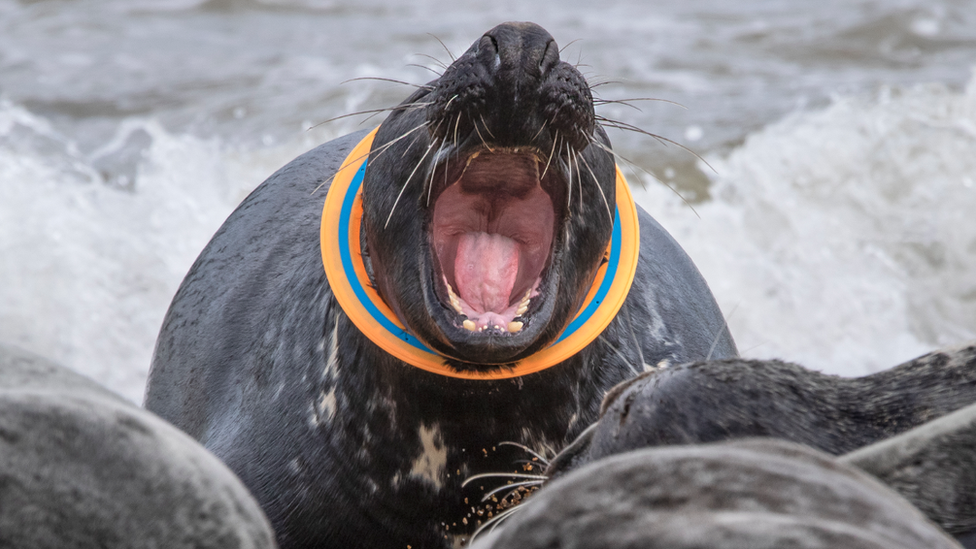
[
  {"xmin": 446, "ymin": 282, "xmax": 465, "ymax": 314},
  {"xmin": 507, "ymin": 321, "xmax": 523, "ymax": 333},
  {"xmin": 463, "ymin": 319, "xmax": 477, "ymax": 331},
  {"xmin": 516, "ymin": 304, "xmax": 528, "ymax": 316}
]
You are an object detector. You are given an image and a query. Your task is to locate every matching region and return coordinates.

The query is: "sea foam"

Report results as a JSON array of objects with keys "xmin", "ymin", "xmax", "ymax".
[{"xmin": 636, "ymin": 73, "xmax": 976, "ymax": 376}]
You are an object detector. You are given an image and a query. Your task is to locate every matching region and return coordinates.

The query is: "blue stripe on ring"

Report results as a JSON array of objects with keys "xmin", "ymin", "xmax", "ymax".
[
  {"xmin": 555, "ymin": 207, "xmax": 621, "ymax": 344},
  {"xmin": 338, "ymin": 161, "xmax": 434, "ymax": 352},
  {"xmin": 337, "ymin": 158, "xmax": 622, "ymax": 352}
]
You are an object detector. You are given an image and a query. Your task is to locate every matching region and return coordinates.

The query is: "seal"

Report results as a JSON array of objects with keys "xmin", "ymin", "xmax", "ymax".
[
  {"xmin": 543, "ymin": 344, "xmax": 976, "ymax": 545},
  {"xmin": 145, "ymin": 21, "xmax": 736, "ymax": 549},
  {"xmin": 547, "ymin": 344, "xmax": 976, "ymax": 475},
  {"xmin": 467, "ymin": 439, "xmax": 961, "ymax": 549},
  {"xmin": 0, "ymin": 344, "xmax": 276, "ymax": 549}
]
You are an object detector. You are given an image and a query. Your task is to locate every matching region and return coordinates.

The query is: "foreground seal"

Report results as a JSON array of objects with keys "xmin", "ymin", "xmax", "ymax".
[
  {"xmin": 468, "ymin": 439, "xmax": 961, "ymax": 549},
  {"xmin": 0, "ymin": 344, "xmax": 276, "ymax": 549},
  {"xmin": 145, "ymin": 22, "xmax": 735, "ymax": 548}
]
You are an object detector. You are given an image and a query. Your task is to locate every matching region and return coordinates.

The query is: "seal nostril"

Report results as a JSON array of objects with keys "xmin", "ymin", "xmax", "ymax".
[
  {"xmin": 478, "ymin": 34, "xmax": 498, "ymax": 54},
  {"xmin": 540, "ymin": 39, "xmax": 559, "ymax": 75},
  {"xmin": 481, "ymin": 33, "xmax": 499, "ymax": 54}
]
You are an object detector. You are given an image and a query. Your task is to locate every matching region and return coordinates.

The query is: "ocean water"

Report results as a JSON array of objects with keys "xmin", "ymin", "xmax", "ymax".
[{"xmin": 1, "ymin": 0, "xmax": 974, "ymax": 402}]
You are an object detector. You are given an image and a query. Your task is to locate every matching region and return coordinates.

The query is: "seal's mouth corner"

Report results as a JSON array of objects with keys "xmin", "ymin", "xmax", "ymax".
[{"xmin": 428, "ymin": 147, "xmax": 566, "ymax": 340}]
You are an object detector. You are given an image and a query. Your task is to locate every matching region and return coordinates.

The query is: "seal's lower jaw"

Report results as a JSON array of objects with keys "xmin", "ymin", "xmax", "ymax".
[{"xmin": 427, "ymin": 147, "xmax": 566, "ymax": 364}]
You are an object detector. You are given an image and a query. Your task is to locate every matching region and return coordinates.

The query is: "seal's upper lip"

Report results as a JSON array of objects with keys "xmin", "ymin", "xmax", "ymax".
[{"xmin": 428, "ymin": 147, "xmax": 564, "ymax": 336}]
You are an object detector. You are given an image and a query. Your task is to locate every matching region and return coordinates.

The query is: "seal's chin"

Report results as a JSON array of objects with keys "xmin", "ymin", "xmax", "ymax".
[{"xmin": 429, "ymin": 147, "xmax": 564, "ymax": 338}]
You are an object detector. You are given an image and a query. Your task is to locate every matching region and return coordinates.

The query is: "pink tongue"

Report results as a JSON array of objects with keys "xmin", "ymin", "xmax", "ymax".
[{"xmin": 454, "ymin": 232, "xmax": 520, "ymax": 313}]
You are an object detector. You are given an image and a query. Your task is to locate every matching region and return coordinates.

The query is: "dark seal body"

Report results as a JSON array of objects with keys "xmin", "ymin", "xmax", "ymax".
[
  {"xmin": 145, "ymin": 22, "xmax": 735, "ymax": 549},
  {"xmin": 554, "ymin": 344, "xmax": 976, "ymax": 471},
  {"xmin": 544, "ymin": 344, "xmax": 976, "ymax": 545}
]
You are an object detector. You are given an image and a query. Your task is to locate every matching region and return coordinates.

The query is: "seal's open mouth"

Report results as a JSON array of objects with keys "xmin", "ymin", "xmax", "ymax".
[
  {"xmin": 430, "ymin": 148, "xmax": 564, "ymax": 335},
  {"xmin": 357, "ymin": 21, "xmax": 616, "ymax": 367}
]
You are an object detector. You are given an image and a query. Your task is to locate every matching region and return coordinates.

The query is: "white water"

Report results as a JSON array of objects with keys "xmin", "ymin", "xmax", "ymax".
[
  {"xmin": 1, "ymin": 0, "xmax": 975, "ymax": 402},
  {"xmin": 635, "ymin": 76, "xmax": 976, "ymax": 377}
]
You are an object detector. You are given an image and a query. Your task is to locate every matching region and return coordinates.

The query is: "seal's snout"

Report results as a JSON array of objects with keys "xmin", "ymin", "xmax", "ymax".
[
  {"xmin": 426, "ymin": 21, "xmax": 594, "ymax": 154},
  {"xmin": 479, "ymin": 22, "xmax": 559, "ymax": 79}
]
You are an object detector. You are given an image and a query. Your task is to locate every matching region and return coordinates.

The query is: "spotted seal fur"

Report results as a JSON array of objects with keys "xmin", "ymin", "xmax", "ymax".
[{"xmin": 145, "ymin": 22, "xmax": 736, "ymax": 548}]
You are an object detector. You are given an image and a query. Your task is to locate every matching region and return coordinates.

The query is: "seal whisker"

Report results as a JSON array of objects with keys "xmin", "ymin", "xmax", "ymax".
[
  {"xmin": 541, "ymin": 130, "xmax": 558, "ymax": 182},
  {"xmin": 595, "ymin": 98, "xmax": 644, "ymax": 112},
  {"xmin": 461, "ymin": 472, "xmax": 549, "ymax": 487},
  {"xmin": 478, "ymin": 114, "xmax": 496, "ymax": 139},
  {"xmin": 470, "ymin": 504, "xmax": 526, "ymax": 542},
  {"xmin": 473, "ymin": 119, "xmax": 494, "ymax": 152},
  {"xmin": 590, "ymin": 140, "xmax": 701, "ymax": 219},
  {"xmin": 568, "ymin": 144, "xmax": 584, "ymax": 213},
  {"xmin": 622, "ymin": 306, "xmax": 647, "ymax": 370},
  {"xmin": 311, "ymin": 103, "xmax": 432, "ymax": 129},
  {"xmin": 445, "ymin": 94, "xmax": 459, "ymax": 110},
  {"xmin": 594, "ymin": 97, "xmax": 688, "ymax": 110},
  {"xmin": 310, "ymin": 121, "xmax": 430, "ymax": 195},
  {"xmin": 498, "ymin": 441, "xmax": 551, "ymax": 466},
  {"xmin": 531, "ymin": 119, "xmax": 548, "ymax": 143},
  {"xmin": 595, "ymin": 116, "xmax": 669, "ymax": 147},
  {"xmin": 384, "ymin": 139, "xmax": 437, "ymax": 228},
  {"xmin": 588, "ymin": 79, "xmax": 623, "ymax": 89},
  {"xmin": 596, "ymin": 116, "xmax": 716, "ymax": 174},
  {"xmin": 426, "ymin": 139, "xmax": 446, "ymax": 207},
  {"xmin": 452, "ymin": 113, "xmax": 462, "ymax": 149},
  {"xmin": 442, "ymin": 136, "xmax": 451, "ymax": 190},
  {"xmin": 513, "ymin": 458, "xmax": 546, "ymax": 468},
  {"xmin": 578, "ymin": 153, "xmax": 612, "ymax": 222},
  {"xmin": 371, "ymin": 120, "xmax": 430, "ymax": 161},
  {"xmin": 406, "ymin": 63, "xmax": 443, "ymax": 77},
  {"xmin": 564, "ymin": 140, "xmax": 575, "ymax": 213},
  {"xmin": 599, "ymin": 334, "xmax": 642, "ymax": 376},
  {"xmin": 480, "ymin": 479, "xmax": 546, "ymax": 502},
  {"xmin": 575, "ymin": 148, "xmax": 584, "ymax": 212},
  {"xmin": 706, "ymin": 303, "xmax": 739, "ymax": 361},
  {"xmin": 414, "ymin": 52, "xmax": 449, "ymax": 70},
  {"xmin": 559, "ymin": 38, "xmax": 582, "ymax": 54},
  {"xmin": 397, "ymin": 120, "xmax": 438, "ymax": 160},
  {"xmin": 340, "ymin": 76, "xmax": 434, "ymax": 90},
  {"xmin": 427, "ymin": 33, "xmax": 456, "ymax": 62}
]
